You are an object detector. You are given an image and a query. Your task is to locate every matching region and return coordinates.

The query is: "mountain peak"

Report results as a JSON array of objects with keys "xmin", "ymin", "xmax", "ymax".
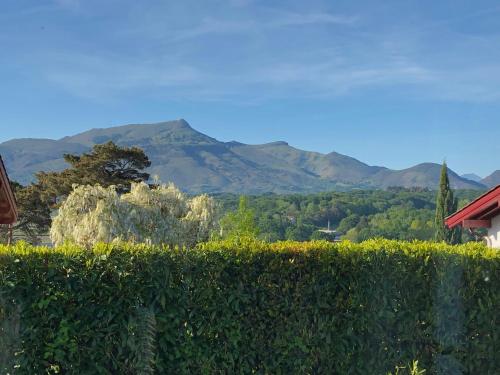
[
  {"xmin": 60, "ymin": 119, "xmax": 217, "ymax": 146},
  {"xmin": 0, "ymin": 118, "xmax": 490, "ymax": 192},
  {"xmin": 177, "ymin": 118, "xmax": 191, "ymax": 127},
  {"xmin": 155, "ymin": 118, "xmax": 192, "ymax": 130},
  {"xmin": 266, "ymin": 141, "xmax": 289, "ymax": 146},
  {"xmin": 482, "ymin": 170, "xmax": 500, "ymax": 188}
]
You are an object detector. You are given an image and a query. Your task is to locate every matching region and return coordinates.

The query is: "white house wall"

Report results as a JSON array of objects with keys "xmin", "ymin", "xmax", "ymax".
[{"xmin": 486, "ymin": 215, "xmax": 500, "ymax": 249}]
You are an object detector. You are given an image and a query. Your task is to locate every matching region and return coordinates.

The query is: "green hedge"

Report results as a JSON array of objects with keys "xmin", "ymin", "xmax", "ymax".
[{"xmin": 0, "ymin": 240, "xmax": 499, "ymax": 374}]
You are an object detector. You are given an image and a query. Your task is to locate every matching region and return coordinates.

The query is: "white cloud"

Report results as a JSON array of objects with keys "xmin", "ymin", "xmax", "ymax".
[
  {"xmin": 13, "ymin": 1, "xmax": 499, "ymax": 104},
  {"xmin": 39, "ymin": 44, "xmax": 500, "ymax": 104}
]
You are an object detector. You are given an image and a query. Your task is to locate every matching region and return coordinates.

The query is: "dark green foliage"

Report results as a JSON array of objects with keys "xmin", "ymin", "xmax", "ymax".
[
  {"xmin": 132, "ymin": 306, "xmax": 157, "ymax": 375},
  {"xmin": 0, "ymin": 182, "xmax": 51, "ymax": 244},
  {"xmin": 219, "ymin": 196, "xmax": 259, "ymax": 240},
  {"xmin": 310, "ymin": 230, "xmax": 336, "ymax": 241},
  {"xmin": 216, "ymin": 188, "xmax": 481, "ymax": 242},
  {"xmin": 36, "ymin": 141, "xmax": 151, "ymax": 202},
  {"xmin": 435, "ymin": 163, "xmax": 461, "ymax": 244},
  {"xmin": 388, "ymin": 360, "xmax": 426, "ymax": 375},
  {"xmin": 1, "ymin": 240, "xmax": 498, "ymax": 374}
]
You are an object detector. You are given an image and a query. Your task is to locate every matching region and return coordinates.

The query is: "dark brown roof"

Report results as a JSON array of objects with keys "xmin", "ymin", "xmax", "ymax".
[{"xmin": 0, "ymin": 156, "xmax": 18, "ymax": 224}]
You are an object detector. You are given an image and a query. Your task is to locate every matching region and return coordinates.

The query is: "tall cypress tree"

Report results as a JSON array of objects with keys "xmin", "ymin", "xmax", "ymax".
[{"xmin": 435, "ymin": 162, "xmax": 461, "ymax": 243}]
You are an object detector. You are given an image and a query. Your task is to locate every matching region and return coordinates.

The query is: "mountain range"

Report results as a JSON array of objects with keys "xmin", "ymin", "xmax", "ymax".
[
  {"xmin": 460, "ymin": 173, "xmax": 483, "ymax": 183},
  {"xmin": 0, "ymin": 119, "xmax": 496, "ymax": 194}
]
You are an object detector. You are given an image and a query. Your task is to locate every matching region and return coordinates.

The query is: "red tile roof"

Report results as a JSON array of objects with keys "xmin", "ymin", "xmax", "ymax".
[{"xmin": 445, "ymin": 185, "xmax": 500, "ymax": 229}]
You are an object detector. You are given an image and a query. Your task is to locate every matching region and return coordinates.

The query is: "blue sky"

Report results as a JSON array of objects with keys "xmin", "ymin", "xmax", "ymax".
[{"xmin": 1, "ymin": 0, "xmax": 500, "ymax": 177}]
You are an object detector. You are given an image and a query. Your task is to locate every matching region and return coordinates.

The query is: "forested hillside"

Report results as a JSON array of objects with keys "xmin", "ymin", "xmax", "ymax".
[
  {"xmin": 0, "ymin": 120, "xmax": 486, "ymax": 192},
  {"xmin": 217, "ymin": 188, "xmax": 483, "ymax": 242}
]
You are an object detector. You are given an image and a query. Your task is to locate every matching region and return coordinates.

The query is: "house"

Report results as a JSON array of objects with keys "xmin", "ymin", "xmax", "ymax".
[
  {"xmin": 0, "ymin": 156, "xmax": 18, "ymax": 243},
  {"xmin": 445, "ymin": 185, "xmax": 500, "ymax": 248}
]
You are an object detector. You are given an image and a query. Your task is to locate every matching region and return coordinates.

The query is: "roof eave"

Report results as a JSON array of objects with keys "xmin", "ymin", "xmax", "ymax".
[
  {"xmin": 0, "ymin": 156, "xmax": 18, "ymax": 224},
  {"xmin": 445, "ymin": 185, "xmax": 500, "ymax": 229}
]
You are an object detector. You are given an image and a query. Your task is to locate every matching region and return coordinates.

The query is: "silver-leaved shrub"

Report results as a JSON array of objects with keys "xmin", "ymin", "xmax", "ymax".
[{"xmin": 50, "ymin": 182, "xmax": 217, "ymax": 248}]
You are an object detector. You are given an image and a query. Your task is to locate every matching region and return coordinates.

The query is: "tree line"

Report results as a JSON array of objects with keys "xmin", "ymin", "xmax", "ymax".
[
  {"xmin": 215, "ymin": 176, "xmax": 480, "ymax": 244},
  {"xmin": 1, "ymin": 142, "xmax": 482, "ymax": 245}
]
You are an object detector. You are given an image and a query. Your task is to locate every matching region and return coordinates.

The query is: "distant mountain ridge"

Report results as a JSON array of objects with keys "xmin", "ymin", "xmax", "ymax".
[
  {"xmin": 481, "ymin": 171, "xmax": 500, "ymax": 188},
  {"xmin": 461, "ymin": 173, "xmax": 483, "ymax": 183},
  {"xmin": 0, "ymin": 119, "xmax": 488, "ymax": 193}
]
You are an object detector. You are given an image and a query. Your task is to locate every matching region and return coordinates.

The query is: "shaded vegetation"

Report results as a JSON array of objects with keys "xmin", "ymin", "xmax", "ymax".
[
  {"xmin": 36, "ymin": 141, "xmax": 151, "ymax": 203},
  {"xmin": 434, "ymin": 162, "xmax": 461, "ymax": 244},
  {"xmin": 1, "ymin": 240, "xmax": 498, "ymax": 373},
  {"xmin": 0, "ymin": 182, "xmax": 51, "ymax": 244}
]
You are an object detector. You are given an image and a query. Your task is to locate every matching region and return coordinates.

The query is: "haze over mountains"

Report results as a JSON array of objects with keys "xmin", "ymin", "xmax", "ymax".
[
  {"xmin": 0, "ymin": 119, "xmax": 495, "ymax": 194},
  {"xmin": 481, "ymin": 171, "xmax": 500, "ymax": 188},
  {"xmin": 460, "ymin": 173, "xmax": 483, "ymax": 183}
]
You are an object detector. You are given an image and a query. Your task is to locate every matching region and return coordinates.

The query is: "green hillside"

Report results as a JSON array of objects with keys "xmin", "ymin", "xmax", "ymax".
[{"xmin": 0, "ymin": 119, "xmax": 487, "ymax": 193}]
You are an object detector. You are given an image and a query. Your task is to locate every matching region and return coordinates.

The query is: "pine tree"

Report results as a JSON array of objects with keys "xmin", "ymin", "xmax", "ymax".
[
  {"xmin": 435, "ymin": 162, "xmax": 461, "ymax": 243},
  {"xmin": 36, "ymin": 141, "xmax": 151, "ymax": 204}
]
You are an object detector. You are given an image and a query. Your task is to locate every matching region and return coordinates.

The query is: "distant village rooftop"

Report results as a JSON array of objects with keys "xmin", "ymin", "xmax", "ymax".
[
  {"xmin": 0, "ymin": 156, "xmax": 18, "ymax": 225},
  {"xmin": 445, "ymin": 185, "xmax": 500, "ymax": 248}
]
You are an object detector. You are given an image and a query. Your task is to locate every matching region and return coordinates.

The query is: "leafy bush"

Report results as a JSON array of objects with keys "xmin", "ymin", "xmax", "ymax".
[
  {"xmin": 50, "ymin": 182, "xmax": 217, "ymax": 248},
  {"xmin": 218, "ymin": 196, "xmax": 259, "ymax": 241},
  {"xmin": 1, "ymin": 240, "xmax": 499, "ymax": 374}
]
